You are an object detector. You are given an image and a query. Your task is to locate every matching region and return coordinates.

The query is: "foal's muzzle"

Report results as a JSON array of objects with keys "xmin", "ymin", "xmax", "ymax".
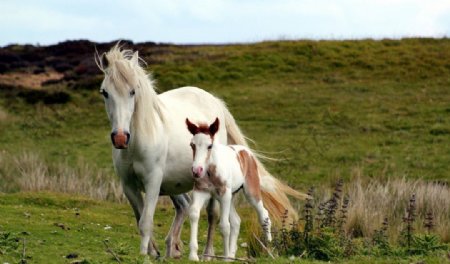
[
  {"xmin": 111, "ymin": 129, "xmax": 130, "ymax": 149},
  {"xmin": 192, "ymin": 166, "xmax": 203, "ymax": 178}
]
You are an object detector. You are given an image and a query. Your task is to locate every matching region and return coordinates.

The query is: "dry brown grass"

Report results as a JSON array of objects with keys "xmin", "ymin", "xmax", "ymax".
[
  {"xmin": 0, "ymin": 72, "xmax": 63, "ymax": 89},
  {"xmin": 0, "ymin": 151, "xmax": 125, "ymax": 202},
  {"xmin": 312, "ymin": 168, "xmax": 450, "ymax": 242},
  {"xmin": 1, "ymin": 151, "xmax": 448, "ymax": 242},
  {"xmin": 0, "ymin": 107, "xmax": 8, "ymax": 122}
]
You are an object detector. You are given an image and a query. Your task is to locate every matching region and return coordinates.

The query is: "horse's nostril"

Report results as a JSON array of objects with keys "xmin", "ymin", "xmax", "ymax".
[
  {"xmin": 125, "ymin": 132, "xmax": 130, "ymax": 144},
  {"xmin": 110, "ymin": 131, "xmax": 117, "ymax": 145}
]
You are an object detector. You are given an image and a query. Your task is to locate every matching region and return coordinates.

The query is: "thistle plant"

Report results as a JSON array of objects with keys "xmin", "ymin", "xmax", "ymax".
[{"xmin": 401, "ymin": 194, "xmax": 416, "ymax": 252}]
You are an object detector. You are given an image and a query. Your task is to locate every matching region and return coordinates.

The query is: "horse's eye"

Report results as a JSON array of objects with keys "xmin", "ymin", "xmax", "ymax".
[
  {"xmin": 190, "ymin": 143, "xmax": 195, "ymax": 149},
  {"xmin": 130, "ymin": 89, "xmax": 135, "ymax": 96},
  {"xmin": 101, "ymin": 89, "xmax": 109, "ymax": 99},
  {"xmin": 207, "ymin": 144, "xmax": 213, "ymax": 150}
]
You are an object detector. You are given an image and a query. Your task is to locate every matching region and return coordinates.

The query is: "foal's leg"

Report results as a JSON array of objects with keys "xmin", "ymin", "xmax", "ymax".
[
  {"xmin": 202, "ymin": 198, "xmax": 217, "ymax": 260},
  {"xmin": 189, "ymin": 191, "xmax": 211, "ymax": 261},
  {"xmin": 244, "ymin": 192, "xmax": 272, "ymax": 242},
  {"xmin": 218, "ymin": 188, "xmax": 232, "ymax": 259},
  {"xmin": 165, "ymin": 194, "xmax": 190, "ymax": 258},
  {"xmin": 229, "ymin": 202, "xmax": 241, "ymax": 258}
]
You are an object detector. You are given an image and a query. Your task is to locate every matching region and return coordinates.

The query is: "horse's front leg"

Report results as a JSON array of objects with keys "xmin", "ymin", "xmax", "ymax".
[
  {"xmin": 202, "ymin": 198, "xmax": 218, "ymax": 260},
  {"xmin": 139, "ymin": 170, "xmax": 163, "ymax": 256},
  {"xmin": 121, "ymin": 177, "xmax": 144, "ymax": 224},
  {"xmin": 165, "ymin": 193, "xmax": 190, "ymax": 258},
  {"xmin": 189, "ymin": 191, "xmax": 211, "ymax": 261}
]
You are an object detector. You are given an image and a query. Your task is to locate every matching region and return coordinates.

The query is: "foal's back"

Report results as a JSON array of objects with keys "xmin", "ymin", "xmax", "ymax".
[{"xmin": 211, "ymin": 144, "xmax": 260, "ymax": 195}]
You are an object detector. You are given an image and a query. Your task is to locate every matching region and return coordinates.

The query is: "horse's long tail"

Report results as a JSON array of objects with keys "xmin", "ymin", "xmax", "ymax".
[
  {"xmin": 257, "ymin": 160, "xmax": 310, "ymax": 224},
  {"xmin": 222, "ymin": 103, "xmax": 309, "ymax": 225}
]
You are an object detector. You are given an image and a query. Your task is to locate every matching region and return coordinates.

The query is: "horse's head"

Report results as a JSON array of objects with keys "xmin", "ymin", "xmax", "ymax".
[
  {"xmin": 98, "ymin": 47, "xmax": 140, "ymax": 149},
  {"xmin": 186, "ymin": 118, "xmax": 220, "ymax": 178}
]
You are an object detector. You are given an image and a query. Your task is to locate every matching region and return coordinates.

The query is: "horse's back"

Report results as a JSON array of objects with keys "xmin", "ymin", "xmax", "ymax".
[
  {"xmin": 159, "ymin": 86, "xmax": 228, "ymax": 142},
  {"xmin": 159, "ymin": 86, "xmax": 223, "ymax": 108}
]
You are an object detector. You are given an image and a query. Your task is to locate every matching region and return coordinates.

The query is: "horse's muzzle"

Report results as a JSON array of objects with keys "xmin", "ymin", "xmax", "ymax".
[{"xmin": 111, "ymin": 130, "xmax": 130, "ymax": 149}]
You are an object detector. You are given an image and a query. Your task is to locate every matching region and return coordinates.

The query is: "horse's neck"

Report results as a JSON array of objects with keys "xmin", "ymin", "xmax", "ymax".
[{"xmin": 130, "ymin": 79, "xmax": 165, "ymax": 149}]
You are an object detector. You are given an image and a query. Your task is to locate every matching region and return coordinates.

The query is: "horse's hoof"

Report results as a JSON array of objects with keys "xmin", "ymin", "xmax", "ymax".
[
  {"xmin": 168, "ymin": 249, "xmax": 182, "ymax": 259},
  {"xmin": 202, "ymin": 248, "xmax": 214, "ymax": 261},
  {"xmin": 148, "ymin": 239, "xmax": 160, "ymax": 258},
  {"xmin": 149, "ymin": 250, "xmax": 160, "ymax": 258}
]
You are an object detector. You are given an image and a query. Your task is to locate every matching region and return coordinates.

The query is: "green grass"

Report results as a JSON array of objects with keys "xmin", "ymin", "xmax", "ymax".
[
  {"xmin": 0, "ymin": 38, "xmax": 449, "ymax": 262},
  {"xmin": 0, "ymin": 193, "xmax": 447, "ymax": 263},
  {"xmin": 1, "ymin": 38, "xmax": 449, "ymax": 188}
]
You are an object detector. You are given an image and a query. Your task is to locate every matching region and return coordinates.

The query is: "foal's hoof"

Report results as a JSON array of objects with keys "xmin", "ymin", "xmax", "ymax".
[{"xmin": 189, "ymin": 254, "xmax": 200, "ymax": 261}]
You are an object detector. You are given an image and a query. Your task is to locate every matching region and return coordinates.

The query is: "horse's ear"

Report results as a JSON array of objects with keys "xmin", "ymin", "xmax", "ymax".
[
  {"xmin": 131, "ymin": 51, "xmax": 139, "ymax": 66},
  {"xmin": 186, "ymin": 118, "xmax": 198, "ymax": 135},
  {"xmin": 209, "ymin": 117, "xmax": 220, "ymax": 136},
  {"xmin": 101, "ymin": 53, "xmax": 109, "ymax": 68}
]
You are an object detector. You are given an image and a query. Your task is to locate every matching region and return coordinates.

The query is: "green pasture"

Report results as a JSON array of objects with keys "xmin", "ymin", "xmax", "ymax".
[
  {"xmin": 0, "ymin": 192, "xmax": 447, "ymax": 263},
  {"xmin": 1, "ymin": 38, "xmax": 449, "ymax": 187},
  {"xmin": 0, "ymin": 39, "xmax": 449, "ymax": 263}
]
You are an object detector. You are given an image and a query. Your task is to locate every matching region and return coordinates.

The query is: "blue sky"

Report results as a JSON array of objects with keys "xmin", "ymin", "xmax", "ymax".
[{"xmin": 1, "ymin": 0, "xmax": 450, "ymax": 46}]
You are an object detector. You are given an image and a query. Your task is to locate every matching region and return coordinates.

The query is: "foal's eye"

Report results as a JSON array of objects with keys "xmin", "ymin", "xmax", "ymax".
[
  {"xmin": 190, "ymin": 143, "xmax": 195, "ymax": 149},
  {"xmin": 100, "ymin": 90, "xmax": 109, "ymax": 99},
  {"xmin": 130, "ymin": 89, "xmax": 135, "ymax": 96},
  {"xmin": 207, "ymin": 144, "xmax": 213, "ymax": 150}
]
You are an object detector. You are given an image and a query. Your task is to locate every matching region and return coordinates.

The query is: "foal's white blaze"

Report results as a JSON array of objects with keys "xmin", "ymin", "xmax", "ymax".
[{"xmin": 190, "ymin": 133, "xmax": 212, "ymax": 178}]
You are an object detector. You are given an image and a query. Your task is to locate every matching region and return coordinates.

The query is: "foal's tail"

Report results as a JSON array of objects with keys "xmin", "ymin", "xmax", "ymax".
[{"xmin": 222, "ymin": 103, "xmax": 309, "ymax": 225}]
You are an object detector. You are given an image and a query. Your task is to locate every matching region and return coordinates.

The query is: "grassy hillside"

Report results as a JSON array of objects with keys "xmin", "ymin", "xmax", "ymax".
[{"xmin": 1, "ymin": 38, "xmax": 449, "ymax": 189}]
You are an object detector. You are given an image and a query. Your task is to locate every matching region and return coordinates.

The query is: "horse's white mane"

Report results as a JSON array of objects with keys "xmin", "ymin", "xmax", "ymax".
[{"xmin": 97, "ymin": 44, "xmax": 165, "ymax": 141}]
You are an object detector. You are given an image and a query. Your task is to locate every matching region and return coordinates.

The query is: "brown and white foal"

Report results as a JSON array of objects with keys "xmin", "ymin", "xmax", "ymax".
[{"xmin": 186, "ymin": 117, "xmax": 272, "ymax": 261}]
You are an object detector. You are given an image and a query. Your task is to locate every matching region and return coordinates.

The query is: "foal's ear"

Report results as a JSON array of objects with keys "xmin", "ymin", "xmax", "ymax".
[
  {"xmin": 186, "ymin": 118, "xmax": 198, "ymax": 135},
  {"xmin": 209, "ymin": 117, "xmax": 220, "ymax": 136}
]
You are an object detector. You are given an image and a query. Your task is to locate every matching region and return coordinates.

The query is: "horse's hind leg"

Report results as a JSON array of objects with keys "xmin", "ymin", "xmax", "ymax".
[
  {"xmin": 165, "ymin": 193, "xmax": 190, "ymax": 258},
  {"xmin": 202, "ymin": 198, "xmax": 218, "ymax": 260}
]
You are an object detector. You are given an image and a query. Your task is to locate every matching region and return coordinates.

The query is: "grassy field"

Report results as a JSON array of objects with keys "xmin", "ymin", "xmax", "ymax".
[
  {"xmin": 0, "ymin": 38, "xmax": 449, "ymax": 262},
  {"xmin": 0, "ymin": 192, "xmax": 447, "ymax": 263},
  {"xmin": 1, "ymin": 38, "xmax": 449, "ymax": 187}
]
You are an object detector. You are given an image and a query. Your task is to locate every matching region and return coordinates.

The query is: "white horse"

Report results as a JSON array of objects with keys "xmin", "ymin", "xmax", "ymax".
[
  {"xmin": 186, "ymin": 118, "xmax": 272, "ymax": 261},
  {"xmin": 96, "ymin": 44, "xmax": 306, "ymax": 258}
]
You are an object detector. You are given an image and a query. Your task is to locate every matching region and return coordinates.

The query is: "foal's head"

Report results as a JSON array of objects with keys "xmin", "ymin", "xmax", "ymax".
[{"xmin": 186, "ymin": 118, "xmax": 220, "ymax": 178}]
